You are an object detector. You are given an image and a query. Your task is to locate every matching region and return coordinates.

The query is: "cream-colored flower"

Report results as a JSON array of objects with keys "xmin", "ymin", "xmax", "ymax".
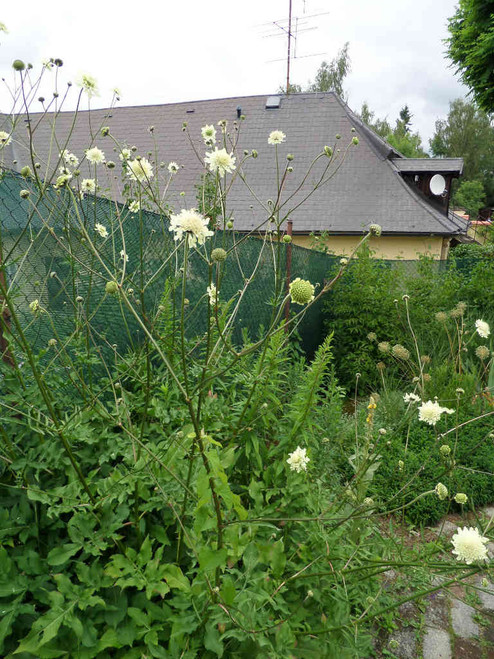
[
  {"xmin": 168, "ymin": 161, "xmax": 179, "ymax": 174},
  {"xmin": 95, "ymin": 223, "xmax": 108, "ymax": 238},
  {"xmin": 403, "ymin": 393, "xmax": 421, "ymax": 404},
  {"xmin": 418, "ymin": 400, "xmax": 454, "ymax": 426},
  {"xmin": 76, "ymin": 73, "xmax": 99, "ymax": 98},
  {"xmin": 378, "ymin": 341, "xmax": 390, "ymax": 354},
  {"xmin": 169, "ymin": 208, "xmax": 214, "ymax": 247},
  {"xmin": 0, "ymin": 130, "xmax": 12, "ymax": 147},
  {"xmin": 119, "ymin": 148, "xmax": 132, "ymax": 161},
  {"xmin": 201, "ymin": 124, "xmax": 216, "ymax": 145},
  {"xmin": 476, "ymin": 319, "xmax": 490, "ymax": 339},
  {"xmin": 286, "ymin": 446, "xmax": 310, "ymax": 473},
  {"xmin": 451, "ymin": 527, "xmax": 489, "ymax": 564},
  {"xmin": 86, "ymin": 147, "xmax": 105, "ymax": 164},
  {"xmin": 268, "ymin": 130, "xmax": 286, "ymax": 145},
  {"xmin": 207, "ymin": 283, "xmax": 218, "ymax": 305},
  {"xmin": 128, "ymin": 200, "xmax": 140, "ymax": 213},
  {"xmin": 127, "ymin": 157, "xmax": 154, "ymax": 182},
  {"xmin": 120, "ymin": 249, "xmax": 129, "ymax": 263},
  {"xmin": 205, "ymin": 148, "xmax": 236, "ymax": 177},
  {"xmin": 81, "ymin": 178, "xmax": 96, "ymax": 193},
  {"xmin": 60, "ymin": 150, "xmax": 79, "ymax": 167}
]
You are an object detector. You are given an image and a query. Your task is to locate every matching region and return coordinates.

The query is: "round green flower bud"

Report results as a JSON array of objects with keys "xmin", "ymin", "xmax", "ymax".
[
  {"xmin": 287, "ymin": 166, "xmax": 293, "ymax": 173},
  {"xmin": 101, "ymin": 126, "xmax": 110, "ymax": 137},
  {"xmin": 20, "ymin": 189, "xmax": 30, "ymax": 199},
  {"xmin": 369, "ymin": 223, "xmax": 382, "ymax": 236},
  {"xmin": 251, "ymin": 149, "xmax": 258, "ymax": 159},
  {"xmin": 211, "ymin": 248, "xmax": 227, "ymax": 262},
  {"xmin": 287, "ymin": 153, "xmax": 294, "ymax": 161},
  {"xmin": 335, "ymin": 133, "xmax": 341, "ymax": 140},
  {"xmin": 351, "ymin": 127, "xmax": 356, "ymax": 133},
  {"xmin": 48, "ymin": 338, "xmax": 57, "ymax": 347},
  {"xmin": 439, "ymin": 444, "xmax": 451, "ymax": 456},
  {"xmin": 282, "ymin": 234, "xmax": 292, "ymax": 243},
  {"xmin": 435, "ymin": 482, "xmax": 448, "ymax": 501},
  {"xmin": 20, "ymin": 166, "xmax": 33, "ymax": 179},
  {"xmin": 454, "ymin": 492, "xmax": 468, "ymax": 505},
  {"xmin": 289, "ymin": 277, "xmax": 315, "ymax": 305},
  {"xmin": 12, "ymin": 59, "xmax": 25, "ymax": 71},
  {"xmin": 226, "ymin": 220, "xmax": 234, "ymax": 229},
  {"xmin": 352, "ymin": 137, "xmax": 359, "ymax": 146},
  {"xmin": 324, "ymin": 145, "xmax": 333, "ymax": 157},
  {"xmin": 54, "ymin": 58, "xmax": 63, "ymax": 67},
  {"xmin": 105, "ymin": 280, "xmax": 119, "ymax": 295},
  {"xmin": 106, "ymin": 160, "xmax": 115, "ymax": 169}
]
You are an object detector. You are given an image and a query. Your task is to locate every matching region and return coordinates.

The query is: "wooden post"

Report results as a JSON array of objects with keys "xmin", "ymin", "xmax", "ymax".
[{"xmin": 284, "ymin": 220, "xmax": 293, "ymax": 330}]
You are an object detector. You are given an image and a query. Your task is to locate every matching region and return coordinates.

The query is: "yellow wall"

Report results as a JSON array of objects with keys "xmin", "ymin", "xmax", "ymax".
[{"xmin": 291, "ymin": 235, "xmax": 450, "ymax": 260}]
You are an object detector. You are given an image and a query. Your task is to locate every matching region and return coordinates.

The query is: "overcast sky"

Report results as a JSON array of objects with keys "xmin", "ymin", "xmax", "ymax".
[{"xmin": 0, "ymin": 0, "xmax": 467, "ymax": 149}]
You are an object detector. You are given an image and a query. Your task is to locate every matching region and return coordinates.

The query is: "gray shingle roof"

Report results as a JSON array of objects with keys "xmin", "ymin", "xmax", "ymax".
[
  {"xmin": 391, "ymin": 158, "xmax": 463, "ymax": 174},
  {"xmin": 1, "ymin": 92, "xmax": 467, "ymax": 236}
]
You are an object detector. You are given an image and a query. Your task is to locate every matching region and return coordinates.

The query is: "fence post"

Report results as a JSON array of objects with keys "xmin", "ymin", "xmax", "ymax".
[{"xmin": 284, "ymin": 220, "xmax": 293, "ymax": 331}]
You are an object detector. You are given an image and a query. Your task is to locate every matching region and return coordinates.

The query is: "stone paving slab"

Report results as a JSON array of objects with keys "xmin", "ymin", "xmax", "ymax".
[
  {"xmin": 477, "ymin": 579, "xmax": 494, "ymax": 611},
  {"xmin": 451, "ymin": 599, "xmax": 480, "ymax": 639},
  {"xmin": 423, "ymin": 627, "xmax": 452, "ymax": 659}
]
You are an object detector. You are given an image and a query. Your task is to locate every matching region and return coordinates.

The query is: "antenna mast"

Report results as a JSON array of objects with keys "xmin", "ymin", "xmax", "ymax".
[
  {"xmin": 258, "ymin": 3, "xmax": 329, "ymax": 91},
  {"xmin": 286, "ymin": 0, "xmax": 293, "ymax": 94}
]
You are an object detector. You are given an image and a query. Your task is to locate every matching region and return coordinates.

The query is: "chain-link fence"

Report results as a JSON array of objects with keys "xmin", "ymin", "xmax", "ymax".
[{"xmin": 0, "ymin": 169, "xmax": 489, "ymax": 369}]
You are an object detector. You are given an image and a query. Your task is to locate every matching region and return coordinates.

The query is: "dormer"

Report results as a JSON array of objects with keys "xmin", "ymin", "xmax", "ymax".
[{"xmin": 391, "ymin": 158, "xmax": 463, "ymax": 215}]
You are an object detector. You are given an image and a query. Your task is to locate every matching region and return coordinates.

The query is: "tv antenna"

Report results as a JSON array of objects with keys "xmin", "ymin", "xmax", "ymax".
[{"xmin": 258, "ymin": 1, "xmax": 329, "ymax": 93}]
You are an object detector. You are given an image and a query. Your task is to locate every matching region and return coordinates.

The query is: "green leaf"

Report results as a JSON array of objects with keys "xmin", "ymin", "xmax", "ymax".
[
  {"xmin": 198, "ymin": 547, "xmax": 227, "ymax": 572},
  {"xmin": 163, "ymin": 564, "xmax": 190, "ymax": 592},
  {"xmin": 47, "ymin": 543, "xmax": 80, "ymax": 566},
  {"xmin": 204, "ymin": 621, "xmax": 224, "ymax": 657}
]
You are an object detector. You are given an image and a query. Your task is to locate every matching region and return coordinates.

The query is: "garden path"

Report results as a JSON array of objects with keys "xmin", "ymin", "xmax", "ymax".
[{"xmin": 374, "ymin": 506, "xmax": 494, "ymax": 658}]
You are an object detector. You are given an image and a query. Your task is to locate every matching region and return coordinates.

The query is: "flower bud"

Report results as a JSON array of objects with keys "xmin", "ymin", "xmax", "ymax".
[
  {"xmin": 226, "ymin": 220, "xmax": 234, "ymax": 229},
  {"xmin": 369, "ymin": 223, "xmax": 382, "ymax": 236},
  {"xmin": 211, "ymin": 247, "xmax": 227, "ymax": 262},
  {"xmin": 287, "ymin": 153, "xmax": 294, "ymax": 161},
  {"xmin": 20, "ymin": 189, "xmax": 30, "ymax": 199},
  {"xmin": 20, "ymin": 166, "xmax": 33, "ymax": 178},
  {"xmin": 251, "ymin": 149, "xmax": 258, "ymax": 158},
  {"xmin": 324, "ymin": 146, "xmax": 333, "ymax": 157},
  {"xmin": 12, "ymin": 59, "xmax": 25, "ymax": 71},
  {"xmin": 105, "ymin": 280, "xmax": 119, "ymax": 295},
  {"xmin": 282, "ymin": 234, "xmax": 292, "ymax": 244},
  {"xmin": 352, "ymin": 137, "xmax": 359, "ymax": 145}
]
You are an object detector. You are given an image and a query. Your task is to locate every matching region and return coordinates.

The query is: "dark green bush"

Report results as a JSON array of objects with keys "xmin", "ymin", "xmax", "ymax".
[{"xmin": 370, "ymin": 406, "xmax": 494, "ymax": 526}]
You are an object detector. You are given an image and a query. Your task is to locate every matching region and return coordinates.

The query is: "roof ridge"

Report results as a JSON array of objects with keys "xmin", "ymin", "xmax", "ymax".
[{"xmin": 330, "ymin": 94, "xmax": 404, "ymax": 160}]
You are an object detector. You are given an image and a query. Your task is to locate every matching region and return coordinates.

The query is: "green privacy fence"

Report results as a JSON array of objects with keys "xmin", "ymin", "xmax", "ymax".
[
  {"xmin": 0, "ymin": 169, "xmax": 491, "ymax": 369},
  {"xmin": 0, "ymin": 169, "xmax": 336, "ymax": 363}
]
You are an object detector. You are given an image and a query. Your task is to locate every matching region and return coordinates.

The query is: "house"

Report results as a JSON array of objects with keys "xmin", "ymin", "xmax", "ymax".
[{"xmin": 0, "ymin": 92, "xmax": 467, "ymax": 260}]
